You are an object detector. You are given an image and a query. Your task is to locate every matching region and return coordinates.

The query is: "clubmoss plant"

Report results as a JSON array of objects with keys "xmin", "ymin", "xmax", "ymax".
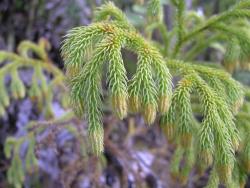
[
  {"xmin": 61, "ymin": 2, "xmax": 173, "ymax": 155},
  {"xmin": 61, "ymin": 1, "xmax": 250, "ymax": 186},
  {"xmin": 2, "ymin": 0, "xmax": 250, "ymax": 187}
]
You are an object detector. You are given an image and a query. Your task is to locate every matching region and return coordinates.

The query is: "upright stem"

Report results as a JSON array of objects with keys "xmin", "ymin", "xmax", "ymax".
[{"xmin": 172, "ymin": 1, "xmax": 185, "ymax": 58}]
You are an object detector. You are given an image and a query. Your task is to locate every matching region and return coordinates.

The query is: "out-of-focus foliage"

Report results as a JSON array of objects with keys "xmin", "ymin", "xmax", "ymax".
[
  {"xmin": 0, "ymin": 0, "xmax": 94, "ymax": 65},
  {"xmin": 0, "ymin": 38, "xmax": 66, "ymax": 118},
  {"xmin": 0, "ymin": 39, "xmax": 70, "ymax": 187}
]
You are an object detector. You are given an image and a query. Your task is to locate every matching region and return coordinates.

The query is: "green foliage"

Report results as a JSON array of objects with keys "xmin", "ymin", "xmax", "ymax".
[
  {"xmin": 5, "ymin": 135, "xmax": 37, "ymax": 188},
  {"xmin": 4, "ymin": 110, "xmax": 80, "ymax": 188},
  {"xmin": 3, "ymin": 0, "xmax": 250, "ymax": 187},
  {"xmin": 61, "ymin": 1, "xmax": 250, "ymax": 186},
  {"xmin": 0, "ymin": 38, "xmax": 66, "ymax": 118},
  {"xmin": 62, "ymin": 2, "xmax": 173, "ymax": 155},
  {"xmin": 0, "ymin": 39, "xmax": 70, "ymax": 188}
]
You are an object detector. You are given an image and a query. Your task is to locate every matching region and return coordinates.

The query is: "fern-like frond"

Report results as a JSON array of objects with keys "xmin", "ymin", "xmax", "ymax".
[{"xmin": 62, "ymin": 2, "xmax": 246, "ymax": 185}]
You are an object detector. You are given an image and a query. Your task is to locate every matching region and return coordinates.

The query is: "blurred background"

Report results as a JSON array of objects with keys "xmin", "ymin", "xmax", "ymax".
[
  {"xmin": 0, "ymin": 0, "xmax": 238, "ymax": 64},
  {"xmin": 1, "ymin": 0, "xmax": 249, "ymax": 188}
]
